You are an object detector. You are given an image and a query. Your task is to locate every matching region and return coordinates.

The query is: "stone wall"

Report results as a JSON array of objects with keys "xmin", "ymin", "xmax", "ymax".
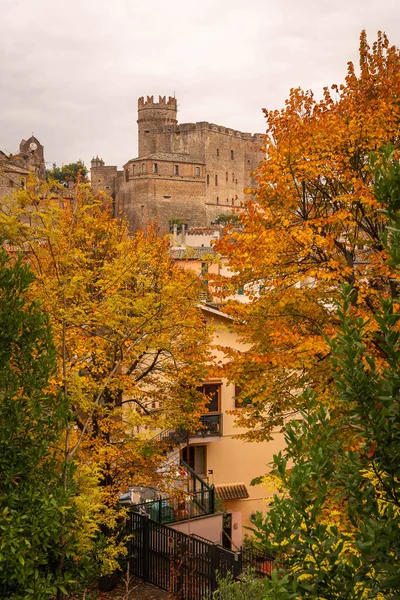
[{"xmin": 117, "ymin": 175, "xmax": 207, "ymax": 231}]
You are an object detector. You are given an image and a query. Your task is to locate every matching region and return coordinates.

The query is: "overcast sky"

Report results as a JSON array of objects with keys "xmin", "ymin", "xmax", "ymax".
[{"xmin": 1, "ymin": 0, "xmax": 399, "ymax": 170}]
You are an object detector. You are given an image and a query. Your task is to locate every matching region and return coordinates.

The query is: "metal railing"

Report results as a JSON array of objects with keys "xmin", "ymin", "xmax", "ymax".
[
  {"xmin": 132, "ymin": 488, "xmax": 215, "ymax": 524},
  {"xmin": 180, "ymin": 460, "xmax": 213, "ymax": 496},
  {"xmin": 151, "ymin": 427, "xmax": 187, "ymax": 448},
  {"xmin": 129, "ymin": 513, "xmax": 274, "ymax": 600},
  {"xmin": 242, "ymin": 546, "xmax": 275, "ymax": 576},
  {"xmin": 192, "ymin": 413, "xmax": 222, "ymax": 436}
]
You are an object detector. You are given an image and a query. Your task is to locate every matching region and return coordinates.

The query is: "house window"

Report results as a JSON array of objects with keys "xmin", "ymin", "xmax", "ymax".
[
  {"xmin": 215, "ymin": 174, "xmax": 218, "ymax": 186},
  {"xmin": 231, "ymin": 150, "xmax": 234, "ymax": 160},
  {"xmin": 207, "ymin": 174, "xmax": 210, "ymax": 185},
  {"xmin": 234, "ymin": 384, "xmax": 243, "ymax": 407},
  {"xmin": 234, "ymin": 384, "xmax": 252, "ymax": 407},
  {"xmin": 153, "ymin": 163, "xmax": 158, "ymax": 173},
  {"xmin": 195, "ymin": 166, "xmax": 200, "ymax": 176},
  {"xmin": 217, "ymin": 149, "xmax": 219, "ymax": 157},
  {"xmin": 125, "ymin": 169, "xmax": 129, "ymax": 182},
  {"xmin": 174, "ymin": 165, "xmax": 179, "ymax": 176},
  {"xmin": 197, "ymin": 383, "xmax": 220, "ymax": 413}
]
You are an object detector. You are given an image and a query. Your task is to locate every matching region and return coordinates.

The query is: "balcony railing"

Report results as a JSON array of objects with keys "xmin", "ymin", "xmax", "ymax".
[
  {"xmin": 192, "ymin": 413, "xmax": 222, "ymax": 437},
  {"xmin": 132, "ymin": 488, "xmax": 215, "ymax": 524}
]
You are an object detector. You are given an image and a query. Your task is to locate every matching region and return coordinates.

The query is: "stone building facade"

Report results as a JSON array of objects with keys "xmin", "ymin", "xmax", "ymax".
[
  {"xmin": 0, "ymin": 136, "xmax": 46, "ymax": 200},
  {"xmin": 91, "ymin": 96, "xmax": 264, "ymax": 231}
]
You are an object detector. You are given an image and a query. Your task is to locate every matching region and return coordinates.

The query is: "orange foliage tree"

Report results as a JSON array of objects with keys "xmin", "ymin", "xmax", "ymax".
[
  {"xmin": 0, "ymin": 182, "xmax": 209, "ymax": 504},
  {"xmin": 215, "ymin": 31, "xmax": 400, "ymax": 439}
]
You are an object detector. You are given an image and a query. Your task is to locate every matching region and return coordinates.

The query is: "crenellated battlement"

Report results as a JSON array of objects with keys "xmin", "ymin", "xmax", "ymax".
[
  {"xmin": 155, "ymin": 121, "xmax": 263, "ymax": 141},
  {"xmin": 138, "ymin": 95, "xmax": 177, "ymax": 109}
]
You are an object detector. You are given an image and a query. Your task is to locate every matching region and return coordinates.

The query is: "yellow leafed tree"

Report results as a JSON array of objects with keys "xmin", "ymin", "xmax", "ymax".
[{"xmin": 0, "ymin": 180, "xmax": 210, "ymax": 507}]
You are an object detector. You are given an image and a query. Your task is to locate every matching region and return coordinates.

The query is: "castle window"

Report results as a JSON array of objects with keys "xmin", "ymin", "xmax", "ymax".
[
  {"xmin": 8, "ymin": 179, "xmax": 14, "ymax": 188},
  {"xmin": 217, "ymin": 149, "xmax": 219, "ymax": 157},
  {"xmin": 231, "ymin": 150, "xmax": 234, "ymax": 160},
  {"xmin": 226, "ymin": 198, "xmax": 229, "ymax": 203},
  {"xmin": 226, "ymin": 172, "xmax": 228, "ymax": 182},
  {"xmin": 142, "ymin": 163, "xmax": 145, "ymax": 173},
  {"xmin": 232, "ymin": 198, "xmax": 234, "ymax": 205},
  {"xmin": 144, "ymin": 130, "xmax": 150, "ymax": 133},
  {"xmin": 153, "ymin": 163, "xmax": 158, "ymax": 174},
  {"xmin": 207, "ymin": 174, "xmax": 210, "ymax": 185},
  {"xmin": 216, "ymin": 197, "xmax": 219, "ymax": 204},
  {"xmin": 174, "ymin": 165, "xmax": 179, "ymax": 176},
  {"xmin": 132, "ymin": 165, "xmax": 135, "ymax": 175},
  {"xmin": 215, "ymin": 174, "xmax": 218, "ymax": 186},
  {"xmin": 195, "ymin": 166, "xmax": 200, "ymax": 176},
  {"xmin": 236, "ymin": 179, "xmax": 238, "ymax": 184},
  {"xmin": 20, "ymin": 178, "xmax": 25, "ymax": 189},
  {"xmin": 125, "ymin": 169, "xmax": 129, "ymax": 182},
  {"xmin": 232, "ymin": 173, "xmax": 235, "ymax": 182}
]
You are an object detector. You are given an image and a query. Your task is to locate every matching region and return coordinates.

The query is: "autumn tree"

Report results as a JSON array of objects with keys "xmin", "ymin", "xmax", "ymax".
[
  {"xmin": 0, "ymin": 182, "xmax": 209, "ymax": 517},
  {"xmin": 241, "ymin": 147, "xmax": 400, "ymax": 599},
  {"xmin": 215, "ymin": 31, "xmax": 400, "ymax": 439}
]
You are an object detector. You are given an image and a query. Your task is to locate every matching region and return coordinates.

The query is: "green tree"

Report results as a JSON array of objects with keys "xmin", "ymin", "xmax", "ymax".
[
  {"xmin": 46, "ymin": 161, "xmax": 88, "ymax": 184},
  {"xmin": 0, "ymin": 251, "xmax": 98, "ymax": 599}
]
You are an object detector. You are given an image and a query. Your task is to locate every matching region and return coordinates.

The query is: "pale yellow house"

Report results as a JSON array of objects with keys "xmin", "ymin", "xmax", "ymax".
[{"xmin": 180, "ymin": 304, "xmax": 285, "ymax": 550}]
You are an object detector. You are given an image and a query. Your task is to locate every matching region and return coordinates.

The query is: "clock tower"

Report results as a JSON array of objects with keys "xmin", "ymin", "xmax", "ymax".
[{"xmin": 19, "ymin": 135, "xmax": 46, "ymax": 179}]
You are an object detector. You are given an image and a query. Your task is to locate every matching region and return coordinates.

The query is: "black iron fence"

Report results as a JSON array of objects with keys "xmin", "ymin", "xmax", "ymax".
[
  {"xmin": 242, "ymin": 546, "xmax": 275, "ymax": 577},
  {"xmin": 129, "ymin": 513, "xmax": 274, "ymax": 600},
  {"xmin": 132, "ymin": 487, "xmax": 214, "ymax": 524}
]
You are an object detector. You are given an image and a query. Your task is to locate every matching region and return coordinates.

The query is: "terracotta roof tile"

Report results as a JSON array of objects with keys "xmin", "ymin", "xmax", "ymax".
[{"xmin": 215, "ymin": 483, "xmax": 249, "ymax": 501}]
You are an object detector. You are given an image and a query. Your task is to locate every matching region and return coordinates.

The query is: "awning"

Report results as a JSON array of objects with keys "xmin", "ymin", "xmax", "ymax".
[{"xmin": 215, "ymin": 483, "xmax": 249, "ymax": 501}]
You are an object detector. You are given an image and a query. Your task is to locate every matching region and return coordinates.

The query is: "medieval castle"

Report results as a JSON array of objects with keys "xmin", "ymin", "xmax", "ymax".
[{"xmin": 91, "ymin": 95, "xmax": 264, "ymax": 231}]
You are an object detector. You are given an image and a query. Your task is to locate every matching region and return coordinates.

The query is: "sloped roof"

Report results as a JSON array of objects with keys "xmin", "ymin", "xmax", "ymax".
[
  {"xmin": 129, "ymin": 152, "xmax": 205, "ymax": 165},
  {"xmin": 214, "ymin": 484, "xmax": 249, "ymax": 501},
  {"xmin": 0, "ymin": 161, "xmax": 31, "ymax": 175}
]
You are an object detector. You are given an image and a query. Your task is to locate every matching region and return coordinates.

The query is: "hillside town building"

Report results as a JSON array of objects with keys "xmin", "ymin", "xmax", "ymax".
[
  {"xmin": 0, "ymin": 136, "xmax": 45, "ymax": 199},
  {"xmin": 91, "ymin": 95, "xmax": 264, "ymax": 231}
]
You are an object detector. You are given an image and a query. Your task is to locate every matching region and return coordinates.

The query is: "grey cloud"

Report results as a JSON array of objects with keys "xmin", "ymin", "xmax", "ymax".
[{"xmin": 1, "ymin": 0, "xmax": 399, "ymax": 169}]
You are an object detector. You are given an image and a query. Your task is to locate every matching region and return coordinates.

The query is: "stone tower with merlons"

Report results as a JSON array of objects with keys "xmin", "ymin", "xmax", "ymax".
[
  {"xmin": 138, "ymin": 95, "xmax": 178, "ymax": 156},
  {"xmin": 91, "ymin": 95, "xmax": 264, "ymax": 231}
]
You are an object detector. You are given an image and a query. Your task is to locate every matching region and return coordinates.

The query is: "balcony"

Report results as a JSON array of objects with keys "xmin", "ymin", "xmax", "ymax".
[{"xmin": 192, "ymin": 413, "xmax": 222, "ymax": 437}]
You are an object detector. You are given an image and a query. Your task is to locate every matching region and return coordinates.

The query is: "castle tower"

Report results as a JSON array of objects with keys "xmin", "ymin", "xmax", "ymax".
[
  {"xmin": 91, "ymin": 155, "xmax": 105, "ymax": 168},
  {"xmin": 137, "ymin": 95, "xmax": 177, "ymax": 156}
]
